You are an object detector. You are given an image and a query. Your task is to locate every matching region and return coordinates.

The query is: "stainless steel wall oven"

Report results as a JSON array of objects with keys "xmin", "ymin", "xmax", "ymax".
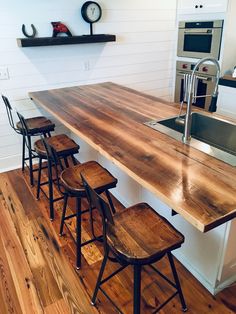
[
  {"xmin": 177, "ymin": 20, "xmax": 223, "ymax": 60},
  {"xmin": 175, "ymin": 61, "xmax": 218, "ymax": 111}
]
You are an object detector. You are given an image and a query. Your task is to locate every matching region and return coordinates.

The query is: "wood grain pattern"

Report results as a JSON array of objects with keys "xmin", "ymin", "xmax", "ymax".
[
  {"xmin": 16, "ymin": 116, "xmax": 55, "ymax": 134},
  {"xmin": 106, "ymin": 203, "xmax": 184, "ymax": 264},
  {"xmin": 60, "ymin": 160, "xmax": 117, "ymax": 194},
  {"xmin": 0, "ymin": 194, "xmax": 43, "ymax": 313},
  {"xmin": 30, "ymin": 82, "xmax": 236, "ymax": 232},
  {"xmin": 0, "ymin": 169, "xmax": 236, "ymax": 313},
  {"xmin": 44, "ymin": 299, "xmax": 70, "ymax": 314},
  {"xmin": 34, "ymin": 134, "xmax": 79, "ymax": 157},
  {"xmin": 0, "ymin": 224, "xmax": 23, "ymax": 314}
]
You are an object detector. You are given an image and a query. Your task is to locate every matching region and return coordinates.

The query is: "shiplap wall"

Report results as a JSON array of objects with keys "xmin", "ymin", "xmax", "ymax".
[{"xmin": 0, "ymin": 0, "xmax": 177, "ymax": 171}]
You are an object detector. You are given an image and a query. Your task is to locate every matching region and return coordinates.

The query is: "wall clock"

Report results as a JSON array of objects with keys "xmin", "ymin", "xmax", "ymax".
[{"xmin": 81, "ymin": 1, "xmax": 102, "ymax": 35}]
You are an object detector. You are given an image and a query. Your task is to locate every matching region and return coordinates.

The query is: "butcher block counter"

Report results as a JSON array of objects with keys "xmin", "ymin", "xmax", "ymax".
[{"xmin": 29, "ymin": 82, "xmax": 236, "ymax": 233}]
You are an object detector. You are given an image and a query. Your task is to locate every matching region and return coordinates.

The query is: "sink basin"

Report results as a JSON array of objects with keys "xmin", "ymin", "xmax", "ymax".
[{"xmin": 144, "ymin": 112, "xmax": 236, "ymax": 166}]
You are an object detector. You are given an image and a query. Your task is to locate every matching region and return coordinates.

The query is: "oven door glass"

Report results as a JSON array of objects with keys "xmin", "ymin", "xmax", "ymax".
[{"xmin": 184, "ymin": 34, "xmax": 212, "ymax": 53}]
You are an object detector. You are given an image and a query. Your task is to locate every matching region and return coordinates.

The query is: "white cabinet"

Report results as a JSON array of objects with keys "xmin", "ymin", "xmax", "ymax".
[
  {"xmin": 178, "ymin": 0, "xmax": 228, "ymax": 14},
  {"xmin": 217, "ymin": 85, "xmax": 236, "ymax": 118}
]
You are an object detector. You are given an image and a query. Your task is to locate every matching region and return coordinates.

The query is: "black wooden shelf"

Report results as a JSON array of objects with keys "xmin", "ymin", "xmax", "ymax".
[{"xmin": 17, "ymin": 34, "xmax": 116, "ymax": 47}]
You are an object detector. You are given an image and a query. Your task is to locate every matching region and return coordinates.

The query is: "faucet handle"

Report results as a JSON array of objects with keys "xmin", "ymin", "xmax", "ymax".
[{"xmin": 208, "ymin": 93, "xmax": 218, "ymax": 112}]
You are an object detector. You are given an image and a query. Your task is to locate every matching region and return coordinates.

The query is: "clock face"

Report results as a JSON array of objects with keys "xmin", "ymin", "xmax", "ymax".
[{"xmin": 81, "ymin": 1, "xmax": 102, "ymax": 23}]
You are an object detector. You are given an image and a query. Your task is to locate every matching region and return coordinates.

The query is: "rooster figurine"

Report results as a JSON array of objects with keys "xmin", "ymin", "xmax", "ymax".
[{"xmin": 51, "ymin": 22, "xmax": 72, "ymax": 37}]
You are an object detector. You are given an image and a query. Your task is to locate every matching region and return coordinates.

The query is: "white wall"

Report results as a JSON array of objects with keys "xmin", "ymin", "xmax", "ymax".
[
  {"xmin": 217, "ymin": 85, "xmax": 236, "ymax": 118},
  {"xmin": 0, "ymin": 0, "xmax": 177, "ymax": 172}
]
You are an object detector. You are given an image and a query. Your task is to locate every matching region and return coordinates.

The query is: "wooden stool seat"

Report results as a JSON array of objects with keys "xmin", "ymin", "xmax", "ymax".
[
  {"xmin": 107, "ymin": 203, "xmax": 184, "ymax": 264},
  {"xmin": 60, "ymin": 161, "xmax": 118, "ymax": 195},
  {"xmin": 16, "ymin": 116, "xmax": 55, "ymax": 134},
  {"xmin": 34, "ymin": 134, "xmax": 79, "ymax": 157}
]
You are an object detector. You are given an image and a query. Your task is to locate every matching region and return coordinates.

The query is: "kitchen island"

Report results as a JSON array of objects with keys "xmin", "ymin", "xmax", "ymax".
[{"xmin": 30, "ymin": 82, "xmax": 236, "ymax": 294}]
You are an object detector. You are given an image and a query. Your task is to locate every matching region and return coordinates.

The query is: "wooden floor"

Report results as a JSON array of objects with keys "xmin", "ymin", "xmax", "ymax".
[{"xmin": 0, "ymin": 167, "xmax": 236, "ymax": 314}]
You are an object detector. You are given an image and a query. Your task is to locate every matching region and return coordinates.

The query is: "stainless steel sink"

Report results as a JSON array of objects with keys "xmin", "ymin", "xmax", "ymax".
[{"xmin": 144, "ymin": 112, "xmax": 236, "ymax": 166}]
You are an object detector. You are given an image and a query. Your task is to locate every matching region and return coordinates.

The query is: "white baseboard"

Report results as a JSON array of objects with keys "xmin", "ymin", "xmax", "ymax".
[{"xmin": 214, "ymin": 274, "xmax": 236, "ymax": 294}]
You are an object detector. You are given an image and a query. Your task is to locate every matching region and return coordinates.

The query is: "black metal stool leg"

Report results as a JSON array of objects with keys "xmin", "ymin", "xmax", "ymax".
[
  {"xmin": 168, "ymin": 252, "xmax": 187, "ymax": 312},
  {"xmin": 105, "ymin": 190, "xmax": 116, "ymax": 214},
  {"xmin": 89, "ymin": 203, "xmax": 97, "ymax": 240},
  {"xmin": 64, "ymin": 157, "xmax": 69, "ymax": 168},
  {"xmin": 22, "ymin": 135, "xmax": 26, "ymax": 171},
  {"xmin": 36, "ymin": 157, "xmax": 42, "ymax": 200},
  {"xmin": 133, "ymin": 264, "xmax": 141, "ymax": 314},
  {"xmin": 48, "ymin": 159, "xmax": 54, "ymax": 220},
  {"xmin": 27, "ymin": 135, "xmax": 34, "ymax": 186},
  {"xmin": 59, "ymin": 194, "xmax": 68, "ymax": 236},
  {"xmin": 91, "ymin": 248, "xmax": 109, "ymax": 306},
  {"xmin": 76, "ymin": 197, "xmax": 82, "ymax": 269},
  {"xmin": 72, "ymin": 155, "xmax": 77, "ymax": 165}
]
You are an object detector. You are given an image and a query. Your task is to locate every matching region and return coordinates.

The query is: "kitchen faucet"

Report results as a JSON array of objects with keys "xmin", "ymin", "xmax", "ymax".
[{"xmin": 178, "ymin": 57, "xmax": 220, "ymax": 144}]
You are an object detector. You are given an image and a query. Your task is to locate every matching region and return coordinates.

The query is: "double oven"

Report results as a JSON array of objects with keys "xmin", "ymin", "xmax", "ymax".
[{"xmin": 175, "ymin": 20, "xmax": 224, "ymax": 110}]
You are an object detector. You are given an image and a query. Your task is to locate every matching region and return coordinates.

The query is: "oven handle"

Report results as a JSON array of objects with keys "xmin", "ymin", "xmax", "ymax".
[
  {"xmin": 196, "ymin": 75, "xmax": 212, "ymax": 81},
  {"xmin": 184, "ymin": 29, "xmax": 212, "ymax": 34},
  {"xmin": 177, "ymin": 72, "xmax": 213, "ymax": 81},
  {"xmin": 194, "ymin": 94, "xmax": 212, "ymax": 99}
]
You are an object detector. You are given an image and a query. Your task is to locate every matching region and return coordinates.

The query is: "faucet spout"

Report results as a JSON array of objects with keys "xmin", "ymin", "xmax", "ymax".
[{"xmin": 182, "ymin": 57, "xmax": 220, "ymax": 144}]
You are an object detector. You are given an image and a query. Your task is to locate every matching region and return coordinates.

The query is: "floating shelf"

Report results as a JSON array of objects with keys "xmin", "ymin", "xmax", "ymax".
[{"xmin": 17, "ymin": 34, "xmax": 116, "ymax": 47}]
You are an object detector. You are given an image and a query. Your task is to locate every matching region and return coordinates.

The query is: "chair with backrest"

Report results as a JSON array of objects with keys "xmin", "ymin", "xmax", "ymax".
[
  {"xmin": 17, "ymin": 112, "xmax": 80, "ymax": 220},
  {"xmin": 41, "ymin": 137, "xmax": 118, "ymax": 269},
  {"xmin": 81, "ymin": 174, "xmax": 187, "ymax": 314},
  {"xmin": 2, "ymin": 95, "xmax": 55, "ymax": 185}
]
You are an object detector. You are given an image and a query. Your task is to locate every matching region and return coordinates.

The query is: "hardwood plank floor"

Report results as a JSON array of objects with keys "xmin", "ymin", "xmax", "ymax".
[{"xmin": 0, "ymin": 168, "xmax": 235, "ymax": 313}]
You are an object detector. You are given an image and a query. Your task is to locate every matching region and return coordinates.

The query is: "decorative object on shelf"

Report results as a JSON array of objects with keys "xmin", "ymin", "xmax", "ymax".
[
  {"xmin": 81, "ymin": 1, "xmax": 102, "ymax": 35},
  {"xmin": 51, "ymin": 22, "xmax": 72, "ymax": 37},
  {"xmin": 22, "ymin": 24, "xmax": 37, "ymax": 38}
]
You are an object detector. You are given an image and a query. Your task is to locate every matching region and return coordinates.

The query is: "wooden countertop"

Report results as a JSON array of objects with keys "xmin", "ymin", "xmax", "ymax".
[
  {"xmin": 219, "ymin": 75, "xmax": 236, "ymax": 88},
  {"xmin": 29, "ymin": 82, "xmax": 236, "ymax": 232}
]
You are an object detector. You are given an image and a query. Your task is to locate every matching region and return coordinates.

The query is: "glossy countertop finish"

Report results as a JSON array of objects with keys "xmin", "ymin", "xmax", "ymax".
[{"xmin": 29, "ymin": 82, "xmax": 236, "ymax": 232}]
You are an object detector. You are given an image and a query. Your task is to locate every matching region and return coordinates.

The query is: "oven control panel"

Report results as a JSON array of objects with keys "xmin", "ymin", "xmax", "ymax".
[{"xmin": 177, "ymin": 61, "xmax": 217, "ymax": 76}]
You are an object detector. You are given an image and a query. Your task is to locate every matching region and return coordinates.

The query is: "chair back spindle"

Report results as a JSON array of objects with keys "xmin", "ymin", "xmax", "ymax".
[
  {"xmin": 81, "ymin": 174, "xmax": 114, "ymax": 224},
  {"xmin": 2, "ymin": 95, "xmax": 19, "ymax": 132},
  {"xmin": 81, "ymin": 174, "xmax": 114, "ymax": 251},
  {"xmin": 16, "ymin": 112, "xmax": 29, "ymax": 137}
]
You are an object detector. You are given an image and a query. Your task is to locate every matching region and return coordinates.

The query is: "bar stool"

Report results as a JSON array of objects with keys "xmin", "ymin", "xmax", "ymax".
[
  {"xmin": 17, "ymin": 112, "xmax": 80, "ymax": 220},
  {"xmin": 34, "ymin": 134, "xmax": 80, "ymax": 220},
  {"xmin": 42, "ymin": 138, "xmax": 118, "ymax": 269},
  {"xmin": 82, "ymin": 175, "xmax": 187, "ymax": 314},
  {"xmin": 2, "ymin": 95, "xmax": 55, "ymax": 185}
]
